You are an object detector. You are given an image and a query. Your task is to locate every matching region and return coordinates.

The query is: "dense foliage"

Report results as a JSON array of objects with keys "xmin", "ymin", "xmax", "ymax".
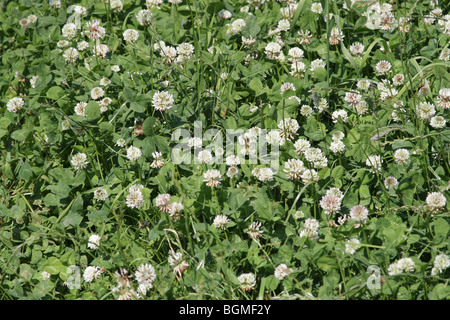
[{"xmin": 0, "ymin": 0, "xmax": 449, "ymax": 300}]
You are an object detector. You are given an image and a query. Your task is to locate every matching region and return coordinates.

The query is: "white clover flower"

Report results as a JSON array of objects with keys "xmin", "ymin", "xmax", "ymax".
[
  {"xmin": 278, "ymin": 118, "xmax": 299, "ymax": 142},
  {"xmin": 299, "ymin": 105, "xmax": 312, "ymax": 118},
  {"xmin": 332, "ymin": 109, "xmax": 348, "ymax": 123},
  {"xmin": 177, "ymin": 42, "xmax": 195, "ymax": 59},
  {"xmin": 299, "ymin": 228, "xmax": 319, "ymax": 241},
  {"xmin": 57, "ymin": 40, "xmax": 70, "ymax": 48},
  {"xmin": 345, "ymin": 238, "xmax": 361, "ymax": 255},
  {"xmin": 415, "ymin": 102, "xmax": 436, "ymax": 120},
  {"xmin": 247, "ymin": 221, "xmax": 263, "ymax": 239},
  {"xmin": 227, "ymin": 18, "xmax": 246, "ymax": 35},
  {"xmin": 41, "ymin": 271, "xmax": 51, "ymax": 280},
  {"xmin": 71, "ymin": 153, "xmax": 89, "ymax": 170},
  {"xmin": 61, "ymin": 120, "xmax": 70, "ymax": 131},
  {"xmin": 332, "ymin": 131, "xmax": 345, "ymax": 141},
  {"xmin": 265, "ymin": 42, "xmax": 282, "ymax": 60},
  {"xmin": 123, "ymin": 29, "xmax": 139, "ymax": 43},
  {"xmin": 226, "ymin": 166, "xmax": 239, "ymax": 179},
  {"xmin": 277, "ymin": 19, "xmax": 290, "ymax": 31},
  {"xmin": 355, "ymin": 101, "xmax": 369, "ymax": 115},
  {"xmin": 288, "ymin": 47, "xmax": 304, "ymax": 62},
  {"xmin": 197, "ymin": 150, "xmax": 213, "ymax": 164},
  {"xmin": 94, "ymin": 188, "xmax": 109, "ymax": 201},
  {"xmin": 204, "ymin": 169, "xmax": 222, "ymax": 187},
  {"xmin": 301, "ymin": 169, "xmax": 318, "ymax": 184},
  {"xmin": 110, "ymin": 0, "xmax": 123, "ymax": 12},
  {"xmin": 375, "ymin": 60, "xmax": 392, "ymax": 75},
  {"xmin": 393, "ymin": 148, "xmax": 410, "ymax": 165},
  {"xmin": 387, "ymin": 261, "xmax": 403, "ymax": 276},
  {"xmin": 304, "ymin": 218, "xmax": 319, "ymax": 233},
  {"xmin": 83, "ymin": 266, "xmax": 101, "ymax": 283},
  {"xmin": 99, "ymin": 77, "xmax": 111, "ymax": 87},
  {"xmin": 218, "ymin": 9, "xmax": 232, "ymax": 19},
  {"xmin": 294, "ymin": 138, "xmax": 311, "ymax": 155},
  {"xmin": 63, "ymin": 47, "xmax": 79, "ymax": 63},
  {"xmin": 77, "ymin": 41, "xmax": 89, "ymax": 51},
  {"xmin": 274, "ymin": 264, "xmax": 293, "ymax": 280},
  {"xmin": 136, "ymin": 9, "xmax": 152, "ymax": 26},
  {"xmin": 300, "ymin": 218, "xmax": 319, "ymax": 240},
  {"xmin": 288, "ymin": 61, "xmax": 305, "ymax": 78},
  {"xmin": 167, "ymin": 201, "xmax": 184, "ymax": 221},
  {"xmin": 280, "ymin": 3, "xmax": 297, "ymax": 19},
  {"xmin": 284, "ymin": 159, "xmax": 305, "ymax": 180},
  {"xmin": 344, "ymin": 91, "xmax": 362, "ymax": 107},
  {"xmin": 294, "ymin": 210, "xmax": 305, "ymax": 219},
  {"xmin": 326, "ymin": 187, "xmax": 344, "ymax": 200},
  {"xmin": 168, "ymin": 250, "xmax": 189, "ymax": 275},
  {"xmin": 155, "ymin": 193, "xmax": 171, "ymax": 212},
  {"xmin": 85, "ymin": 20, "xmax": 106, "ymax": 40},
  {"xmin": 397, "ymin": 258, "xmax": 415, "ymax": 273},
  {"xmin": 392, "ymin": 74, "xmax": 405, "ymax": 86},
  {"xmin": 152, "ymin": 91, "xmax": 174, "ymax": 111},
  {"xmin": 311, "ymin": 2, "xmax": 323, "ymax": 14},
  {"xmin": 437, "ymin": 88, "xmax": 450, "ymax": 109},
  {"xmin": 146, "ymin": 0, "xmax": 163, "ymax": 8},
  {"xmin": 425, "ymin": 192, "xmax": 446, "ymax": 212},
  {"xmin": 366, "ymin": 155, "xmax": 382, "ymax": 173},
  {"xmin": 252, "ymin": 167, "xmax": 274, "ymax": 182},
  {"xmin": 62, "ymin": 23, "xmax": 78, "ymax": 39},
  {"xmin": 226, "ymin": 155, "xmax": 241, "ymax": 166},
  {"xmin": 72, "ymin": 5, "xmax": 87, "ymax": 16},
  {"xmin": 188, "ymin": 137, "xmax": 203, "ymax": 149},
  {"xmin": 87, "ymin": 234, "xmax": 101, "ymax": 250},
  {"xmin": 349, "ymin": 205, "xmax": 369, "ymax": 227},
  {"xmin": 350, "ymin": 42, "xmax": 365, "ymax": 56},
  {"xmin": 357, "ymin": 79, "xmax": 371, "ymax": 91},
  {"xmin": 384, "ymin": 176, "xmax": 398, "ymax": 189},
  {"xmin": 116, "ymin": 138, "xmax": 126, "ymax": 147},
  {"xmin": 280, "ymin": 82, "xmax": 296, "ymax": 95},
  {"xmin": 328, "ymin": 27, "xmax": 344, "ymax": 45},
  {"xmin": 6, "ymin": 97, "xmax": 25, "ymax": 113},
  {"xmin": 329, "ymin": 140, "xmax": 345, "ymax": 154},
  {"xmin": 90, "ymin": 87, "xmax": 104, "ymax": 100},
  {"xmin": 432, "ymin": 254, "xmax": 450, "ymax": 275},
  {"xmin": 429, "ymin": 116, "xmax": 446, "ymax": 129},
  {"xmin": 319, "ymin": 194, "xmax": 342, "ymax": 215},
  {"xmin": 310, "ymin": 59, "xmax": 326, "ymax": 71},
  {"xmin": 135, "ymin": 263, "xmax": 156, "ymax": 290},
  {"xmin": 49, "ymin": 0, "xmax": 61, "ymax": 9},
  {"xmin": 237, "ymin": 273, "xmax": 256, "ymax": 291},
  {"xmin": 126, "ymin": 146, "xmax": 142, "ymax": 161},
  {"xmin": 213, "ymin": 214, "xmax": 230, "ymax": 230},
  {"xmin": 126, "ymin": 188, "xmax": 144, "ymax": 209},
  {"xmin": 93, "ymin": 43, "xmax": 109, "ymax": 59},
  {"xmin": 150, "ymin": 151, "xmax": 164, "ymax": 168}
]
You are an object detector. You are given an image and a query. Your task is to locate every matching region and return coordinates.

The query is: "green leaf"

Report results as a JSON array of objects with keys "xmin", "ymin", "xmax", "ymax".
[
  {"xmin": 249, "ymin": 77, "xmax": 263, "ymax": 95},
  {"xmin": 43, "ymin": 258, "xmax": 66, "ymax": 275},
  {"xmin": 316, "ymin": 255, "xmax": 338, "ymax": 272},
  {"xmin": 46, "ymin": 86, "xmax": 65, "ymax": 100},
  {"xmin": 18, "ymin": 162, "xmax": 33, "ymax": 180},
  {"xmin": 142, "ymin": 117, "xmax": 157, "ymax": 136},
  {"xmin": 304, "ymin": 117, "xmax": 327, "ymax": 141},
  {"xmin": 85, "ymin": 101, "xmax": 101, "ymax": 120},
  {"xmin": 11, "ymin": 128, "xmax": 31, "ymax": 141},
  {"xmin": 99, "ymin": 122, "xmax": 113, "ymax": 132},
  {"xmin": 123, "ymin": 87, "xmax": 136, "ymax": 102}
]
